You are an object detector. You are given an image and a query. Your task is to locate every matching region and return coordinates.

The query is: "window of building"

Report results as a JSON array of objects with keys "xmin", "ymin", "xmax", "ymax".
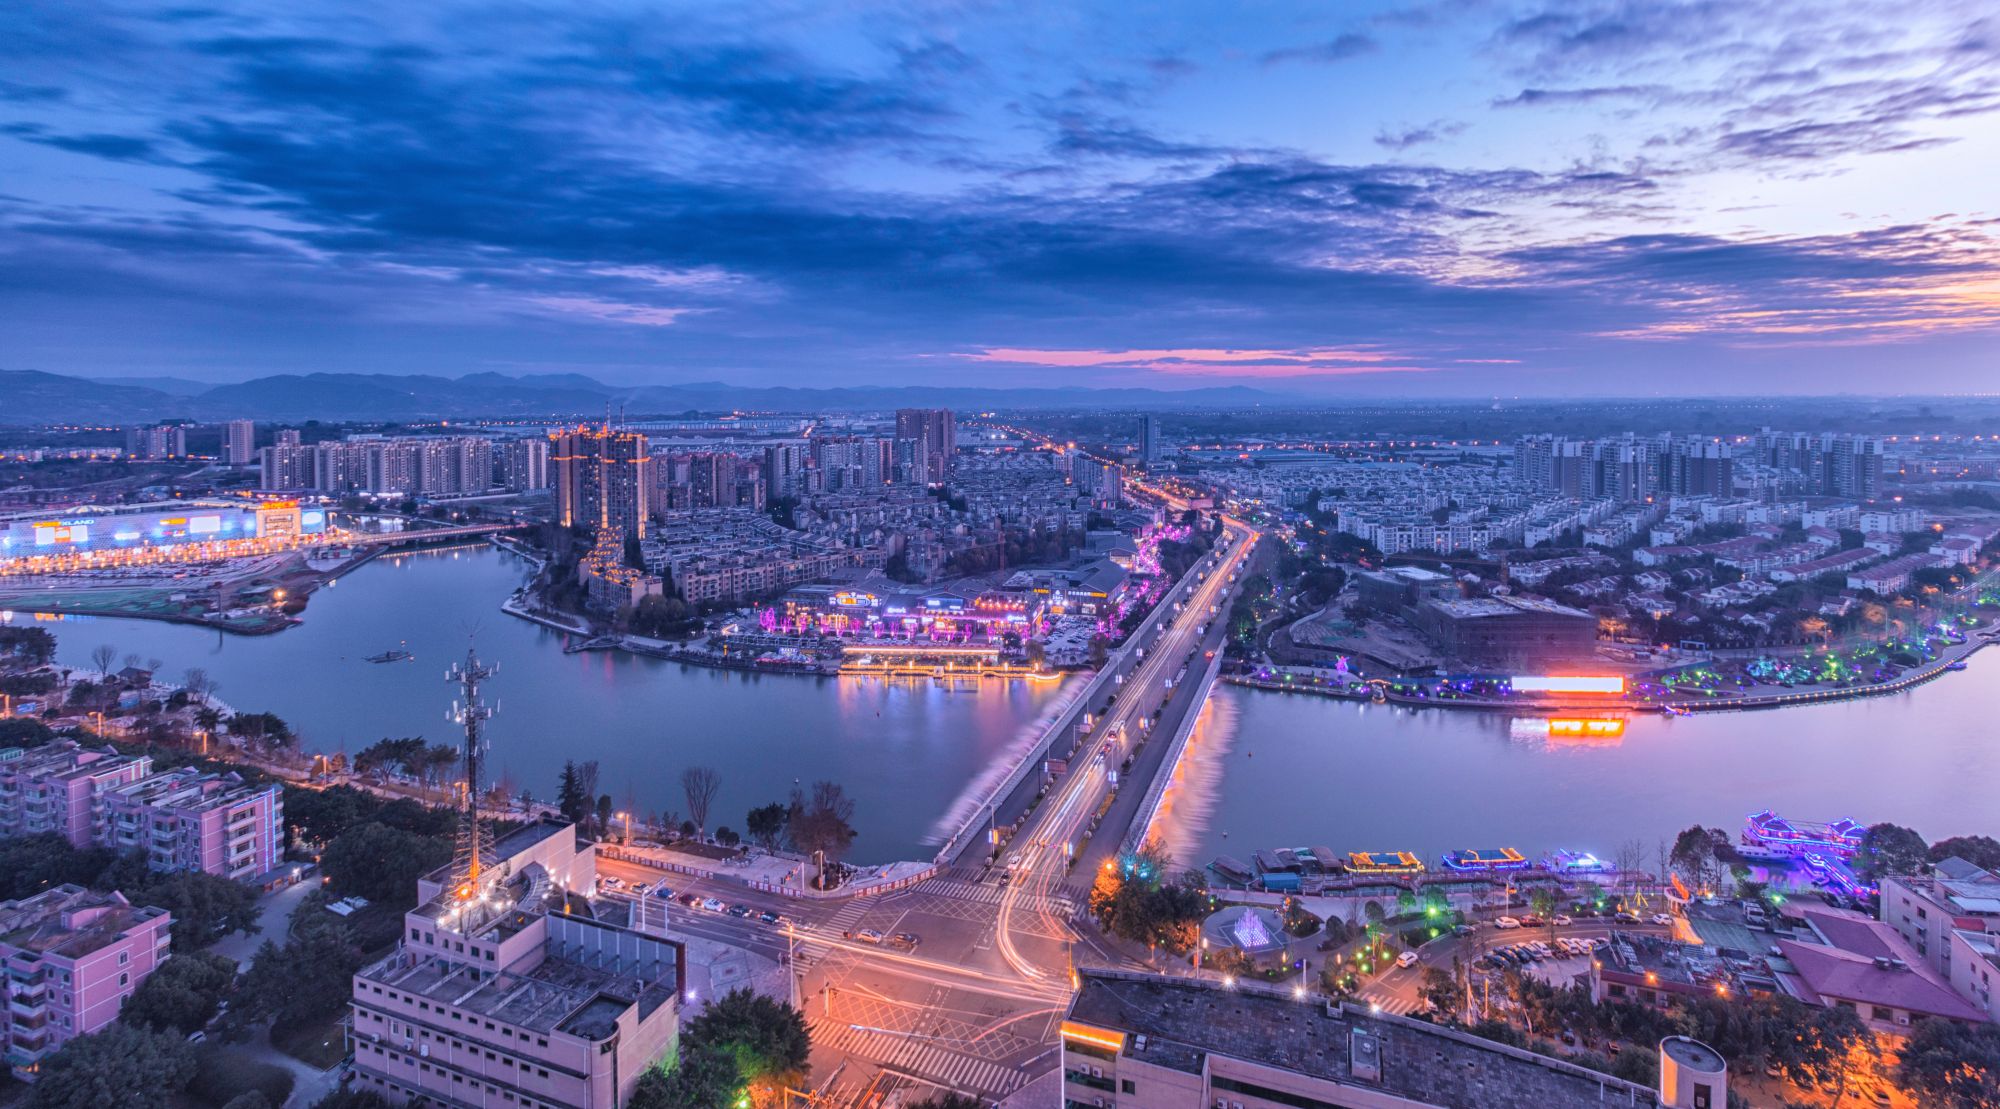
[
  {"xmin": 1121, "ymin": 1080, "xmax": 1136, "ymax": 1094},
  {"xmin": 1872, "ymin": 1006, "xmax": 1893, "ymax": 1022}
]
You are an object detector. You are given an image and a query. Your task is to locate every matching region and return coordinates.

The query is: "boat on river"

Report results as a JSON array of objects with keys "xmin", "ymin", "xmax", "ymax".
[{"xmin": 364, "ymin": 646, "xmax": 413, "ymax": 663}]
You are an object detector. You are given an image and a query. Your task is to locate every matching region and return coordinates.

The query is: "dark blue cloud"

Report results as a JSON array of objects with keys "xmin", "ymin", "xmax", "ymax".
[{"xmin": 0, "ymin": 0, "xmax": 1993, "ymax": 393}]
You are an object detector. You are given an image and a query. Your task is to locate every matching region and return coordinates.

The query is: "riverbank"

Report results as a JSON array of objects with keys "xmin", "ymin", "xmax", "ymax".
[
  {"xmin": 1229, "ymin": 629, "xmax": 1992, "ymax": 716},
  {"xmin": 0, "ymin": 548, "xmax": 378, "ymax": 636}
]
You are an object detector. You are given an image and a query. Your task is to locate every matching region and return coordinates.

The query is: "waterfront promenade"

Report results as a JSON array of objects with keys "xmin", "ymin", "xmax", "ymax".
[{"xmin": 1230, "ymin": 624, "xmax": 1993, "ymax": 715}]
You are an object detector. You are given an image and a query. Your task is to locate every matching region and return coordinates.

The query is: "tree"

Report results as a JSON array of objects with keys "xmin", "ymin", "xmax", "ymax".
[
  {"xmin": 320, "ymin": 822, "xmax": 453, "ymax": 907},
  {"xmin": 682, "ymin": 766, "xmax": 721, "ymax": 838},
  {"xmin": 557, "ymin": 761, "xmax": 590, "ymax": 826},
  {"xmin": 121, "ymin": 951, "xmax": 238, "ymax": 1034},
  {"xmin": 0, "ymin": 833, "xmax": 116, "ymax": 900},
  {"xmin": 228, "ymin": 711, "xmax": 294, "ymax": 748},
  {"xmin": 27, "ymin": 1023, "xmax": 197, "ymax": 1109},
  {"xmin": 91, "ymin": 643, "xmax": 118, "ymax": 678},
  {"xmin": 181, "ymin": 667, "xmax": 215, "ymax": 699},
  {"xmin": 786, "ymin": 781, "xmax": 857, "ymax": 883},
  {"xmin": 129, "ymin": 870, "xmax": 262, "ymax": 951},
  {"xmin": 0, "ymin": 716, "xmax": 55, "ymax": 747},
  {"xmin": 683, "ymin": 988, "xmax": 812, "ymax": 1088},
  {"xmin": 1419, "ymin": 965, "xmax": 1459, "ymax": 1019},
  {"xmin": 1670, "ymin": 826, "xmax": 1734, "ymax": 894},
  {"xmin": 628, "ymin": 1040, "xmax": 740, "ymax": 1109},
  {"xmin": 222, "ymin": 1094, "xmax": 273, "ymax": 1109},
  {"xmin": 226, "ymin": 904, "xmax": 363, "ymax": 1038},
  {"xmin": 1928, "ymin": 835, "xmax": 2000, "ymax": 872},
  {"xmin": 1023, "ymin": 639, "xmax": 1046, "ymax": 669},
  {"xmin": 1770, "ymin": 1002, "xmax": 1874, "ymax": 1102},
  {"xmin": 745, "ymin": 803, "xmax": 789, "ymax": 851},
  {"xmin": 1896, "ymin": 1018, "xmax": 2000, "ymax": 1109},
  {"xmin": 1857, "ymin": 823, "xmax": 1930, "ymax": 883}
]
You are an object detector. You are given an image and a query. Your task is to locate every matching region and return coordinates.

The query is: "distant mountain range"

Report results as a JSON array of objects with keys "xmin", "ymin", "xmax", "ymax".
[{"xmin": 1, "ymin": 369, "xmax": 1298, "ymax": 424}]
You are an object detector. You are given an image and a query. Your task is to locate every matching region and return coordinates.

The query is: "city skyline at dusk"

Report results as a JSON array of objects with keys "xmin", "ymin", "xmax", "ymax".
[{"xmin": 4, "ymin": 0, "xmax": 1998, "ymax": 396}]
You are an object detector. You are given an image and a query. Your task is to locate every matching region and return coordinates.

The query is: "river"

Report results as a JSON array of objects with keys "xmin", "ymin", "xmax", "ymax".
[
  {"xmin": 35, "ymin": 545, "xmax": 1072, "ymax": 863},
  {"xmin": 1157, "ymin": 651, "xmax": 2000, "ymax": 871}
]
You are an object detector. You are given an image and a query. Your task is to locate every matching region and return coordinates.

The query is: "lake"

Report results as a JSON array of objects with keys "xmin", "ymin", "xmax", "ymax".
[
  {"xmin": 35, "ymin": 544, "xmax": 1073, "ymax": 862},
  {"xmin": 1158, "ymin": 651, "xmax": 2000, "ymax": 870}
]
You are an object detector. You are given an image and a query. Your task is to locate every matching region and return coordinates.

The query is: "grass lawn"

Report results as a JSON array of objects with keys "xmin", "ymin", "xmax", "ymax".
[{"xmin": 274, "ymin": 1012, "xmax": 351, "ymax": 1070}]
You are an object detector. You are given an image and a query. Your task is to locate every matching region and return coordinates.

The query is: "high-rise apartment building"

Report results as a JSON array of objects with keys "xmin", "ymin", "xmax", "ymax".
[
  {"xmin": 259, "ymin": 443, "xmax": 317, "ymax": 490},
  {"xmin": 223, "ymin": 420, "xmax": 257, "ymax": 465},
  {"xmin": 0, "ymin": 886, "xmax": 173, "ymax": 1080},
  {"xmin": 762, "ymin": 442, "xmax": 803, "ymax": 499},
  {"xmin": 504, "ymin": 438, "xmax": 550, "ymax": 492},
  {"xmin": 1516, "ymin": 434, "xmax": 1733, "ymax": 501},
  {"xmin": 1072, "ymin": 453, "xmax": 1123, "ymax": 507},
  {"xmin": 552, "ymin": 425, "xmax": 649, "ymax": 538},
  {"xmin": 0, "ymin": 745, "xmax": 151, "ymax": 846},
  {"xmin": 1141, "ymin": 415, "xmax": 1162, "ymax": 464},
  {"xmin": 276, "ymin": 428, "xmax": 303, "ymax": 447},
  {"xmin": 894, "ymin": 408, "xmax": 954, "ymax": 483},
  {"xmin": 124, "ymin": 423, "xmax": 187, "ymax": 460}
]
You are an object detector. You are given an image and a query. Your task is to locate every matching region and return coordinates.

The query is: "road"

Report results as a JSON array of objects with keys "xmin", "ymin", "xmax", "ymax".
[
  {"xmin": 995, "ymin": 514, "xmax": 1261, "ymax": 984},
  {"xmin": 583, "ymin": 509, "xmax": 1267, "ymax": 1105}
]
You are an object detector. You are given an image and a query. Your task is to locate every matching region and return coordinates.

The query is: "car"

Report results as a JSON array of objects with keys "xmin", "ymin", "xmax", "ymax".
[
  {"xmin": 1614, "ymin": 910, "xmax": 1641, "ymax": 923},
  {"xmin": 726, "ymin": 904, "xmax": 752, "ymax": 918},
  {"xmin": 1551, "ymin": 914, "xmax": 1573, "ymax": 926},
  {"xmin": 599, "ymin": 876, "xmax": 626, "ymax": 892},
  {"xmin": 1395, "ymin": 951, "xmax": 1419, "ymax": 969},
  {"xmin": 651, "ymin": 885, "xmax": 676, "ymax": 900},
  {"xmin": 1494, "ymin": 916, "xmax": 1521, "ymax": 929},
  {"xmin": 758, "ymin": 909, "xmax": 781, "ymax": 925},
  {"xmin": 853, "ymin": 928, "xmax": 885, "ymax": 944},
  {"xmin": 1453, "ymin": 924, "xmax": 1475, "ymax": 937},
  {"xmin": 1651, "ymin": 913, "xmax": 1674, "ymax": 926},
  {"xmin": 1520, "ymin": 914, "xmax": 1544, "ymax": 927},
  {"xmin": 700, "ymin": 897, "xmax": 725, "ymax": 913},
  {"xmin": 891, "ymin": 932, "xmax": 921, "ymax": 950},
  {"xmin": 677, "ymin": 893, "xmax": 701, "ymax": 907}
]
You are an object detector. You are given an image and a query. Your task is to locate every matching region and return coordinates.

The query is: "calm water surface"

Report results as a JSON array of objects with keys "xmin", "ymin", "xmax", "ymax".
[
  {"xmin": 1161, "ymin": 652, "xmax": 2000, "ymax": 869},
  {"xmin": 37, "ymin": 545, "xmax": 1071, "ymax": 862}
]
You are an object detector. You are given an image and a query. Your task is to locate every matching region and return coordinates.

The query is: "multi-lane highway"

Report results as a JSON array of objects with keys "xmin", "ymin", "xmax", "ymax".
[
  {"xmin": 587, "ymin": 501, "xmax": 1266, "ymax": 1105},
  {"xmin": 995, "ymin": 513, "xmax": 1261, "ymax": 983}
]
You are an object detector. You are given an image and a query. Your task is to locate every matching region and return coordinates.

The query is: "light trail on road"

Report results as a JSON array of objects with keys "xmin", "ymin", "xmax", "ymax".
[{"xmin": 995, "ymin": 505, "xmax": 1259, "ymax": 985}]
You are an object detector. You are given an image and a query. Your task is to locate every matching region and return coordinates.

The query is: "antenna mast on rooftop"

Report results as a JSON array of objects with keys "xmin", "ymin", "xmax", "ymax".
[{"xmin": 445, "ymin": 645, "xmax": 498, "ymax": 904}]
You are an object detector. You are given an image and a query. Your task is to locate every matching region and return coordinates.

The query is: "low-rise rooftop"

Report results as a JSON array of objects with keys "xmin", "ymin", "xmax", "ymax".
[{"xmin": 1068, "ymin": 970, "xmax": 1658, "ymax": 1108}]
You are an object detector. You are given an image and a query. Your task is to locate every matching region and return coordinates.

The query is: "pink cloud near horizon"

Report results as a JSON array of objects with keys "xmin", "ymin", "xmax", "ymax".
[{"xmin": 950, "ymin": 346, "xmax": 1435, "ymax": 377}]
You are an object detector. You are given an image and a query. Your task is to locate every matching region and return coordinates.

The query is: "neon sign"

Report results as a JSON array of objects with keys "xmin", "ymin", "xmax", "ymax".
[{"xmin": 1512, "ymin": 675, "xmax": 1625, "ymax": 694}]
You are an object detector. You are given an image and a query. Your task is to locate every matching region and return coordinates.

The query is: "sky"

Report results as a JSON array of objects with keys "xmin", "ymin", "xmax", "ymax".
[{"xmin": 2, "ymin": 0, "xmax": 1997, "ymax": 397}]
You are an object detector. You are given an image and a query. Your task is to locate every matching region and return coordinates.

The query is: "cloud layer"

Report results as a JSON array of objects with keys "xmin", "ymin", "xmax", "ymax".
[{"xmin": 0, "ymin": 0, "xmax": 1995, "ymax": 394}]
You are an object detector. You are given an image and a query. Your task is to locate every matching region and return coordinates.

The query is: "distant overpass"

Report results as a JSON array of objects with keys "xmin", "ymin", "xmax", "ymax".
[{"xmin": 340, "ymin": 522, "xmax": 530, "ymax": 548}]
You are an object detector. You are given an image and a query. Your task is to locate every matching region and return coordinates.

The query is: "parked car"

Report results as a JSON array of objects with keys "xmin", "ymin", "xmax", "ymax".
[
  {"xmin": 1396, "ymin": 951, "xmax": 1419, "ymax": 969},
  {"xmin": 1520, "ymin": 914, "xmax": 1544, "ymax": 927},
  {"xmin": 1494, "ymin": 916, "xmax": 1521, "ymax": 929},
  {"xmin": 1651, "ymin": 913, "xmax": 1674, "ymax": 926},
  {"xmin": 1551, "ymin": 914, "xmax": 1573, "ymax": 926}
]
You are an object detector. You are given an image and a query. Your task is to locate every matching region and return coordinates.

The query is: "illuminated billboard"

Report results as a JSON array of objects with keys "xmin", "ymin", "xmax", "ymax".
[
  {"xmin": 189, "ymin": 514, "xmax": 222, "ymax": 535},
  {"xmin": 1511, "ymin": 675, "xmax": 1625, "ymax": 695}
]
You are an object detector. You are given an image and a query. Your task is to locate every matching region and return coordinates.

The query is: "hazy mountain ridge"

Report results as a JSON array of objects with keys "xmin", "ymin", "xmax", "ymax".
[{"xmin": 0, "ymin": 369, "xmax": 1298, "ymax": 424}]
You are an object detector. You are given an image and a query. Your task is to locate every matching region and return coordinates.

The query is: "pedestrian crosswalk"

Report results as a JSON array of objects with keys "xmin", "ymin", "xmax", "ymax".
[
  {"xmin": 822, "ymin": 900, "xmax": 873, "ymax": 933},
  {"xmin": 1359, "ymin": 990, "xmax": 1421, "ymax": 1017},
  {"xmin": 914, "ymin": 877, "xmax": 1079, "ymax": 914},
  {"xmin": 879, "ymin": 1037, "xmax": 1030, "ymax": 1097},
  {"xmin": 811, "ymin": 1022, "xmax": 1029, "ymax": 1097}
]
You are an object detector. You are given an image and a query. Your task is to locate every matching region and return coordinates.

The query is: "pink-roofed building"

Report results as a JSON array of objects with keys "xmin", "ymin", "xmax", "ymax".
[
  {"xmin": 1772, "ymin": 909, "xmax": 1988, "ymax": 1038},
  {"xmin": 0, "ymin": 885, "xmax": 173, "ymax": 1080},
  {"xmin": 96, "ymin": 768, "xmax": 285, "ymax": 883},
  {"xmin": 0, "ymin": 744, "xmax": 151, "ymax": 847}
]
